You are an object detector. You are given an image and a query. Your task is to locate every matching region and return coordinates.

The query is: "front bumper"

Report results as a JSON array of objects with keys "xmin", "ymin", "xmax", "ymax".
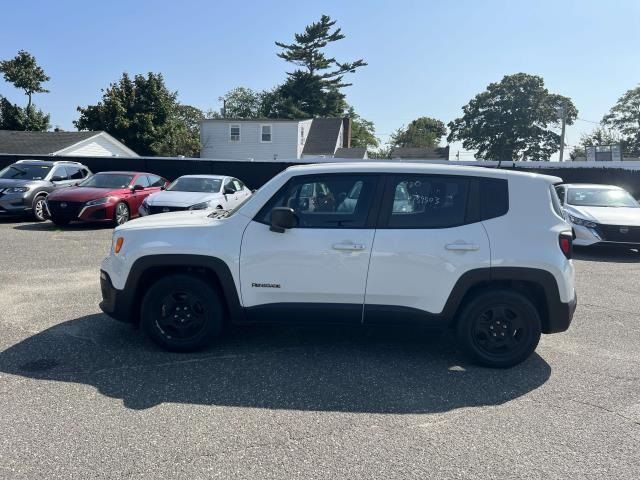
[
  {"xmin": 99, "ymin": 270, "xmax": 135, "ymax": 323},
  {"xmin": 0, "ymin": 195, "xmax": 29, "ymax": 215},
  {"xmin": 573, "ymin": 223, "xmax": 640, "ymax": 248}
]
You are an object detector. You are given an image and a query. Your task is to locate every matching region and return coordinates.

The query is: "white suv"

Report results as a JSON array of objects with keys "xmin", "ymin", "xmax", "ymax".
[{"xmin": 100, "ymin": 162, "xmax": 577, "ymax": 368}]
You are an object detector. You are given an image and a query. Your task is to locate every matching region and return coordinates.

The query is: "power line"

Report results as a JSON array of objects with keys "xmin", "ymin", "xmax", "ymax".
[{"xmin": 576, "ymin": 117, "xmax": 601, "ymax": 124}]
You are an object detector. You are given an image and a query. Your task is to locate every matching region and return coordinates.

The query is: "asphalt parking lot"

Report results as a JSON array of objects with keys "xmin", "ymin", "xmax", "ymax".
[{"xmin": 0, "ymin": 218, "xmax": 639, "ymax": 480}]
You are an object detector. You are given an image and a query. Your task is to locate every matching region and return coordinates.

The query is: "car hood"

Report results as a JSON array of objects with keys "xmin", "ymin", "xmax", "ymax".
[
  {"xmin": 566, "ymin": 204, "xmax": 640, "ymax": 226},
  {"xmin": 145, "ymin": 191, "xmax": 222, "ymax": 207},
  {"xmin": 48, "ymin": 187, "xmax": 127, "ymax": 202},
  {"xmin": 117, "ymin": 209, "xmax": 216, "ymax": 230},
  {"xmin": 0, "ymin": 179, "xmax": 34, "ymax": 189}
]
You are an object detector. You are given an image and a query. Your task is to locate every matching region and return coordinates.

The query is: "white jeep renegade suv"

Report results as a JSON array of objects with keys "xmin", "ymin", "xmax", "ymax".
[{"xmin": 100, "ymin": 162, "xmax": 577, "ymax": 368}]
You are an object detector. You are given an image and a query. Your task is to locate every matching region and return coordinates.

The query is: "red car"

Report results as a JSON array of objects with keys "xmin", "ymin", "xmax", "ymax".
[{"xmin": 46, "ymin": 171, "xmax": 168, "ymax": 226}]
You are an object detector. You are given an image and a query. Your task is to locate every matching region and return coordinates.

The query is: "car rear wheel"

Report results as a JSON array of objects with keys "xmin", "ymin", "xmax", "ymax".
[
  {"xmin": 113, "ymin": 202, "xmax": 130, "ymax": 226},
  {"xmin": 141, "ymin": 274, "xmax": 224, "ymax": 352},
  {"xmin": 456, "ymin": 290, "xmax": 542, "ymax": 368},
  {"xmin": 31, "ymin": 195, "xmax": 48, "ymax": 222}
]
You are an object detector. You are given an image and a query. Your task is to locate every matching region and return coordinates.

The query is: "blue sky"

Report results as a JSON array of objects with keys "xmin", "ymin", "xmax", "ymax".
[{"xmin": 1, "ymin": 0, "xmax": 639, "ymax": 159}]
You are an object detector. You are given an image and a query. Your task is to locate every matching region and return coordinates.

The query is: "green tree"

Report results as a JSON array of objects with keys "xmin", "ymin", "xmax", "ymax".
[
  {"xmin": 346, "ymin": 106, "xmax": 379, "ymax": 149},
  {"xmin": 570, "ymin": 127, "xmax": 621, "ymax": 160},
  {"xmin": 75, "ymin": 72, "xmax": 181, "ymax": 156},
  {"xmin": 602, "ymin": 84, "xmax": 640, "ymax": 155},
  {"xmin": 152, "ymin": 104, "xmax": 204, "ymax": 157},
  {"xmin": 0, "ymin": 50, "xmax": 51, "ymax": 131},
  {"xmin": 273, "ymin": 15, "xmax": 366, "ymax": 118},
  {"xmin": 448, "ymin": 73, "xmax": 578, "ymax": 161},
  {"xmin": 0, "ymin": 95, "xmax": 50, "ymax": 131},
  {"xmin": 391, "ymin": 117, "xmax": 446, "ymax": 148}
]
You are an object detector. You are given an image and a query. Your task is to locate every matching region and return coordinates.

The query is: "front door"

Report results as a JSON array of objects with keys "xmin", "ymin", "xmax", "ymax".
[
  {"xmin": 240, "ymin": 173, "xmax": 382, "ymax": 323},
  {"xmin": 364, "ymin": 174, "xmax": 491, "ymax": 324}
]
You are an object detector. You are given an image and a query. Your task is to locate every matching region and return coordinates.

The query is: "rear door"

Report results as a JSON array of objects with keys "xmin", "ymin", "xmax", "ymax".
[
  {"xmin": 239, "ymin": 173, "xmax": 383, "ymax": 323},
  {"xmin": 364, "ymin": 174, "xmax": 491, "ymax": 323}
]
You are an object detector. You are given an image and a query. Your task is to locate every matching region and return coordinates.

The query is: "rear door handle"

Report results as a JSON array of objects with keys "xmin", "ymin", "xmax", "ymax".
[
  {"xmin": 445, "ymin": 243, "xmax": 480, "ymax": 251},
  {"xmin": 332, "ymin": 243, "xmax": 366, "ymax": 251}
]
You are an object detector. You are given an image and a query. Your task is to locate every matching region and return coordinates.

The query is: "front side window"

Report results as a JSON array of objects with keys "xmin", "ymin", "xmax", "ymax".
[
  {"xmin": 230, "ymin": 124, "xmax": 240, "ymax": 142},
  {"xmin": 567, "ymin": 187, "xmax": 638, "ymax": 208},
  {"xmin": 79, "ymin": 173, "xmax": 134, "ymax": 189},
  {"xmin": 51, "ymin": 166, "xmax": 70, "ymax": 181},
  {"xmin": 0, "ymin": 163, "xmax": 51, "ymax": 180},
  {"xmin": 261, "ymin": 125, "xmax": 272, "ymax": 143},
  {"xmin": 257, "ymin": 174, "xmax": 378, "ymax": 228},
  {"xmin": 133, "ymin": 175, "xmax": 150, "ymax": 188},
  {"xmin": 385, "ymin": 175, "xmax": 470, "ymax": 228}
]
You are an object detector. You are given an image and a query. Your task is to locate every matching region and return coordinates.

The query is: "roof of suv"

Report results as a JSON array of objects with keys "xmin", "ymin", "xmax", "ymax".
[
  {"xmin": 286, "ymin": 162, "xmax": 562, "ymax": 183},
  {"xmin": 14, "ymin": 159, "xmax": 85, "ymax": 166}
]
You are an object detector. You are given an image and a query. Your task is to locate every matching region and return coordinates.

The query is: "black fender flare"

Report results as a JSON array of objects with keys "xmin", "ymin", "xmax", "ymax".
[{"xmin": 117, "ymin": 254, "xmax": 244, "ymax": 323}]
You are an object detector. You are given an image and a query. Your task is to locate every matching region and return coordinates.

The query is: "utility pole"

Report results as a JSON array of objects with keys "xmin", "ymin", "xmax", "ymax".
[{"xmin": 558, "ymin": 103, "xmax": 567, "ymax": 162}]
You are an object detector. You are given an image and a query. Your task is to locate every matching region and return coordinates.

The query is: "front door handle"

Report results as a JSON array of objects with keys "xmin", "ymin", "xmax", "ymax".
[
  {"xmin": 332, "ymin": 243, "xmax": 366, "ymax": 251},
  {"xmin": 445, "ymin": 243, "xmax": 480, "ymax": 251}
]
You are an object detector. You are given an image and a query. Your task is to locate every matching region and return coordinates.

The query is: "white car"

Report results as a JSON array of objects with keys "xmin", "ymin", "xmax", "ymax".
[
  {"xmin": 139, "ymin": 175, "xmax": 251, "ymax": 216},
  {"xmin": 555, "ymin": 183, "xmax": 640, "ymax": 248},
  {"xmin": 100, "ymin": 162, "xmax": 576, "ymax": 368}
]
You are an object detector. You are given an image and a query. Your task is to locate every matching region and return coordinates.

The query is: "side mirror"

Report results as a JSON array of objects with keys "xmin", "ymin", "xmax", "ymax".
[
  {"xmin": 270, "ymin": 207, "xmax": 297, "ymax": 233},
  {"xmin": 131, "ymin": 184, "xmax": 145, "ymax": 192},
  {"xmin": 160, "ymin": 185, "xmax": 166, "ymax": 190},
  {"xmin": 224, "ymin": 186, "xmax": 236, "ymax": 195},
  {"xmin": 51, "ymin": 175, "xmax": 64, "ymax": 182}
]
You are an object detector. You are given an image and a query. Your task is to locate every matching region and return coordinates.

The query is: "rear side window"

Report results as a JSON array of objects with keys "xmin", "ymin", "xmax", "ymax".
[
  {"xmin": 147, "ymin": 175, "xmax": 165, "ymax": 187},
  {"xmin": 66, "ymin": 165, "xmax": 85, "ymax": 180},
  {"xmin": 386, "ymin": 175, "xmax": 470, "ymax": 229},
  {"xmin": 479, "ymin": 177, "xmax": 509, "ymax": 220}
]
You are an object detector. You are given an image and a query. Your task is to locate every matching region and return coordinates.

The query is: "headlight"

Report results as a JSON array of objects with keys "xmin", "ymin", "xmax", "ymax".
[
  {"xmin": 85, "ymin": 197, "xmax": 112, "ymax": 207},
  {"xmin": 5, "ymin": 187, "xmax": 29, "ymax": 193},
  {"xmin": 567, "ymin": 214, "xmax": 597, "ymax": 228},
  {"xmin": 188, "ymin": 201, "xmax": 210, "ymax": 210}
]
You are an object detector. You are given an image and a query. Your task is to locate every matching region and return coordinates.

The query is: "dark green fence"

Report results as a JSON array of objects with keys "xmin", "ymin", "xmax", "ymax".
[{"xmin": 2, "ymin": 154, "xmax": 640, "ymax": 197}]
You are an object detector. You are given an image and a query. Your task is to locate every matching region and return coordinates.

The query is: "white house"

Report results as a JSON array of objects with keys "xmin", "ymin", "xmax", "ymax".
[
  {"xmin": 200, "ymin": 117, "xmax": 365, "ymax": 161},
  {"xmin": 0, "ymin": 130, "xmax": 138, "ymax": 157}
]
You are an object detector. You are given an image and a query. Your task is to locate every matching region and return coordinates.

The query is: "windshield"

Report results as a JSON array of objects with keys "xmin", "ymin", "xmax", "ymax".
[
  {"xmin": 79, "ymin": 173, "xmax": 134, "ymax": 189},
  {"xmin": 567, "ymin": 187, "xmax": 639, "ymax": 208},
  {"xmin": 0, "ymin": 164, "xmax": 51, "ymax": 180},
  {"xmin": 167, "ymin": 177, "xmax": 222, "ymax": 193}
]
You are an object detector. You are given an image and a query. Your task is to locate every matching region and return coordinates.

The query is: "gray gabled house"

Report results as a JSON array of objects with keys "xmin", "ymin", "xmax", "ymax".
[{"xmin": 199, "ymin": 117, "xmax": 365, "ymax": 161}]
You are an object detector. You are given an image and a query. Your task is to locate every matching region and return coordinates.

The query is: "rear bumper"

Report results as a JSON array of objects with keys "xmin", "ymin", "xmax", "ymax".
[
  {"xmin": 99, "ymin": 270, "xmax": 135, "ymax": 323},
  {"xmin": 545, "ymin": 291, "xmax": 577, "ymax": 334}
]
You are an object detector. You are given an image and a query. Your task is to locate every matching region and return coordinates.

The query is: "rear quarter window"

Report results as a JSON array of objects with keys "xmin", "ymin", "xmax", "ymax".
[{"xmin": 480, "ymin": 177, "xmax": 509, "ymax": 220}]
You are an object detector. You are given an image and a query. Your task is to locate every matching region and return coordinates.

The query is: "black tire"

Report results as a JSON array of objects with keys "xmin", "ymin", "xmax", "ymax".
[
  {"xmin": 31, "ymin": 195, "xmax": 48, "ymax": 222},
  {"xmin": 113, "ymin": 202, "xmax": 130, "ymax": 226},
  {"xmin": 456, "ymin": 289, "xmax": 542, "ymax": 368},
  {"xmin": 50, "ymin": 216, "xmax": 70, "ymax": 227},
  {"xmin": 141, "ymin": 274, "xmax": 223, "ymax": 352}
]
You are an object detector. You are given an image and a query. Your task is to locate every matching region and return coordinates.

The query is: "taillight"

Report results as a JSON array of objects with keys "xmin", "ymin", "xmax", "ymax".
[{"xmin": 559, "ymin": 232, "xmax": 573, "ymax": 259}]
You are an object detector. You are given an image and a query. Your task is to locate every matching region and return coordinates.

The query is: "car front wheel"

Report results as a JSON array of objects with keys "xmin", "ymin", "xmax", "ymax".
[
  {"xmin": 31, "ymin": 195, "xmax": 48, "ymax": 222},
  {"xmin": 141, "ymin": 274, "xmax": 224, "ymax": 352},
  {"xmin": 113, "ymin": 202, "xmax": 130, "ymax": 226},
  {"xmin": 456, "ymin": 290, "xmax": 542, "ymax": 368}
]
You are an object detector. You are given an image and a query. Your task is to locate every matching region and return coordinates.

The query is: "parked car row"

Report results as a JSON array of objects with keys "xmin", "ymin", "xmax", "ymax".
[
  {"xmin": 0, "ymin": 159, "xmax": 253, "ymax": 226},
  {"xmin": 2, "ymin": 159, "xmax": 640, "ymax": 252}
]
